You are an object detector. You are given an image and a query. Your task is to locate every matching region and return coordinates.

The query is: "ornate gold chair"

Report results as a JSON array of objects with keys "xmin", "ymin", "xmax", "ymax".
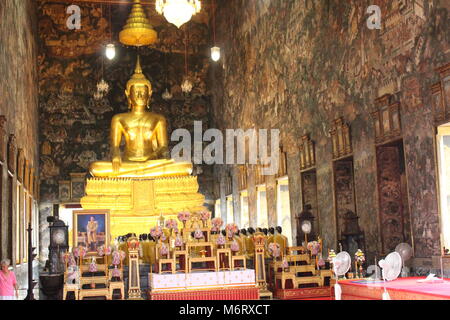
[
  {"xmin": 156, "ymin": 243, "xmax": 175, "ymax": 274},
  {"xmin": 216, "ymin": 248, "xmax": 232, "ymax": 271},
  {"xmin": 187, "ymin": 242, "xmax": 217, "ymax": 273},
  {"xmin": 109, "ymin": 263, "xmax": 125, "ymax": 300},
  {"xmin": 63, "ymin": 267, "xmax": 80, "ymax": 300},
  {"xmin": 231, "ymin": 255, "xmax": 246, "ymax": 270},
  {"xmin": 174, "ymin": 250, "xmax": 188, "ymax": 273}
]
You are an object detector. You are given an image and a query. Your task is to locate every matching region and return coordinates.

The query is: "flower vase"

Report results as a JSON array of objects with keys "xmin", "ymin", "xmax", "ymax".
[
  {"xmin": 182, "ymin": 221, "xmax": 186, "ymax": 229},
  {"xmin": 219, "ymin": 245, "xmax": 224, "ymax": 249}
]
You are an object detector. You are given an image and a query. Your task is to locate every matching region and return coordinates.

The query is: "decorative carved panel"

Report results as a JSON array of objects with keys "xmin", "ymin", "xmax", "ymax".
[
  {"xmin": 330, "ymin": 118, "xmax": 352, "ymax": 159},
  {"xmin": 7, "ymin": 135, "xmax": 16, "ymax": 174},
  {"xmin": 299, "ymin": 135, "xmax": 315, "ymax": 170},
  {"xmin": 300, "ymin": 169, "xmax": 319, "ymax": 236},
  {"xmin": 376, "ymin": 145, "xmax": 411, "ymax": 253},
  {"xmin": 238, "ymin": 165, "xmax": 248, "ymax": 191},
  {"xmin": 70, "ymin": 172, "xmax": 87, "ymax": 200},
  {"xmin": 17, "ymin": 149, "xmax": 24, "ymax": 183},
  {"xmin": 0, "ymin": 116, "xmax": 7, "ymax": 163},
  {"xmin": 333, "ymin": 159, "xmax": 358, "ymax": 241},
  {"xmin": 371, "ymin": 95, "xmax": 402, "ymax": 144},
  {"xmin": 431, "ymin": 63, "xmax": 450, "ymax": 124}
]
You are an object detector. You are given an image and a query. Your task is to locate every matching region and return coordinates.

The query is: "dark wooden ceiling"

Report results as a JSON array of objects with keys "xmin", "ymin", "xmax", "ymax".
[{"xmin": 41, "ymin": 0, "xmax": 213, "ymax": 8}]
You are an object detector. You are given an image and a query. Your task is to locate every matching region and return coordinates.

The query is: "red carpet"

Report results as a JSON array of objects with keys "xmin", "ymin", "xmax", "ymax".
[{"xmin": 339, "ymin": 277, "xmax": 450, "ymax": 300}]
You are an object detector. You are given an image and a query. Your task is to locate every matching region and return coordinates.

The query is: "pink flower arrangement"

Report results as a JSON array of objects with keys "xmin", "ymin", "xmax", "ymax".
[
  {"xmin": 112, "ymin": 250, "xmax": 126, "ymax": 266},
  {"xmin": 307, "ymin": 241, "xmax": 321, "ymax": 256},
  {"xmin": 73, "ymin": 246, "xmax": 86, "ymax": 258},
  {"xmin": 318, "ymin": 256, "xmax": 326, "ymax": 267},
  {"xmin": 159, "ymin": 243, "xmax": 169, "ymax": 256},
  {"xmin": 230, "ymin": 240, "xmax": 240, "ymax": 252},
  {"xmin": 112, "ymin": 266, "xmax": 121, "ymax": 278},
  {"xmin": 97, "ymin": 246, "xmax": 104, "ymax": 257},
  {"xmin": 194, "ymin": 229, "xmax": 204, "ymax": 240},
  {"xmin": 199, "ymin": 211, "xmax": 211, "ymax": 221},
  {"xmin": 175, "ymin": 235, "xmax": 184, "ymax": 247},
  {"xmin": 268, "ymin": 243, "xmax": 281, "ymax": 258},
  {"xmin": 165, "ymin": 219, "xmax": 178, "ymax": 230},
  {"xmin": 217, "ymin": 235, "xmax": 226, "ymax": 246},
  {"xmin": 104, "ymin": 246, "xmax": 112, "ymax": 256},
  {"xmin": 225, "ymin": 223, "xmax": 238, "ymax": 238},
  {"xmin": 89, "ymin": 259, "xmax": 97, "ymax": 273},
  {"xmin": 281, "ymin": 258, "xmax": 289, "ymax": 269},
  {"xmin": 211, "ymin": 217, "xmax": 223, "ymax": 231},
  {"xmin": 177, "ymin": 211, "xmax": 191, "ymax": 223},
  {"xmin": 150, "ymin": 226, "xmax": 163, "ymax": 239}
]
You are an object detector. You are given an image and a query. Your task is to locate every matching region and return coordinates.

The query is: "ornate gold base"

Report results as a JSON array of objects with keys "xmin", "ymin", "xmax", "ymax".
[{"xmin": 80, "ymin": 176, "xmax": 205, "ymax": 238}]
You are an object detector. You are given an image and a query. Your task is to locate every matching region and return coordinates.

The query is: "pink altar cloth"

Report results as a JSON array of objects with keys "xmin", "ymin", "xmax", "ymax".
[{"xmin": 149, "ymin": 270, "xmax": 256, "ymax": 292}]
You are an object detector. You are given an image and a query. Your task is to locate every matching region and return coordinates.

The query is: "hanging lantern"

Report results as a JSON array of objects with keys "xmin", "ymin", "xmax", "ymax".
[
  {"xmin": 162, "ymin": 88, "xmax": 173, "ymax": 100},
  {"xmin": 97, "ymin": 79, "xmax": 109, "ymax": 94},
  {"xmin": 93, "ymin": 91, "xmax": 103, "ymax": 101},
  {"xmin": 120, "ymin": 0, "xmax": 158, "ymax": 47},
  {"xmin": 181, "ymin": 78, "xmax": 193, "ymax": 94},
  {"xmin": 105, "ymin": 43, "xmax": 116, "ymax": 60},
  {"xmin": 211, "ymin": 46, "xmax": 221, "ymax": 62},
  {"xmin": 156, "ymin": 0, "xmax": 201, "ymax": 28}
]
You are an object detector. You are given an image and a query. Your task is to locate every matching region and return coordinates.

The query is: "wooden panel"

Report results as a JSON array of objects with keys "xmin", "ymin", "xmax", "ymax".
[
  {"xmin": 333, "ymin": 159, "xmax": 357, "ymax": 240},
  {"xmin": 376, "ymin": 145, "xmax": 411, "ymax": 253}
]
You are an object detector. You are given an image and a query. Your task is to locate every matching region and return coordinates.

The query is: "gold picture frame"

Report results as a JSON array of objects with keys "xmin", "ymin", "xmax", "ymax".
[{"xmin": 73, "ymin": 210, "xmax": 110, "ymax": 255}]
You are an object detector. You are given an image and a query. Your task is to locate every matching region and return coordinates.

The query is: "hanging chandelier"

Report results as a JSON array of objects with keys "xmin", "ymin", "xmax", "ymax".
[
  {"xmin": 156, "ymin": 0, "xmax": 202, "ymax": 28},
  {"xmin": 120, "ymin": 0, "xmax": 158, "ymax": 47}
]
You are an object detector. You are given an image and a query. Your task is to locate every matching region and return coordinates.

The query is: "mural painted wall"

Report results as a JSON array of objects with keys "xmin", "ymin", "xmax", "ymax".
[
  {"xmin": 37, "ymin": 1, "xmax": 214, "ymax": 202},
  {"xmin": 211, "ymin": 0, "xmax": 450, "ymax": 263},
  {"xmin": 0, "ymin": 0, "xmax": 40, "ymax": 296}
]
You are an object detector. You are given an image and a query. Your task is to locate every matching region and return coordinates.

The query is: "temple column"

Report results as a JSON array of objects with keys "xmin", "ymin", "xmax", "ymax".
[{"xmin": 247, "ymin": 166, "xmax": 257, "ymax": 228}]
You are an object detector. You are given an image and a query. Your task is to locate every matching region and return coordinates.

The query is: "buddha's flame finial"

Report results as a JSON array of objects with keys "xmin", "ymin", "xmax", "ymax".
[{"xmin": 135, "ymin": 55, "xmax": 143, "ymax": 74}]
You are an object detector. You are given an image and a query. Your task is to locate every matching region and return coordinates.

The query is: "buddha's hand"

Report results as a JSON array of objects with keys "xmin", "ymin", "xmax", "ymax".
[{"xmin": 112, "ymin": 156, "xmax": 121, "ymax": 174}]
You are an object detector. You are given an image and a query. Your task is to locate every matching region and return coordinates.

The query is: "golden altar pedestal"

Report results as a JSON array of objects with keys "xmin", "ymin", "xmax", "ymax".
[{"xmin": 80, "ymin": 176, "xmax": 205, "ymax": 239}]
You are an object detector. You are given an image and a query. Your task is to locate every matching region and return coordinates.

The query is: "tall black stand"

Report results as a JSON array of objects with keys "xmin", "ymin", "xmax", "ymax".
[{"xmin": 25, "ymin": 223, "xmax": 37, "ymax": 300}]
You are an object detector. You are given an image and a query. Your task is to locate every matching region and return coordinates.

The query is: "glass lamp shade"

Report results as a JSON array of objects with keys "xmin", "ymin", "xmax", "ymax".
[
  {"xmin": 156, "ymin": 0, "xmax": 201, "ymax": 28},
  {"xmin": 181, "ymin": 78, "xmax": 193, "ymax": 93},
  {"xmin": 105, "ymin": 44, "xmax": 116, "ymax": 60},
  {"xmin": 211, "ymin": 46, "xmax": 221, "ymax": 62}
]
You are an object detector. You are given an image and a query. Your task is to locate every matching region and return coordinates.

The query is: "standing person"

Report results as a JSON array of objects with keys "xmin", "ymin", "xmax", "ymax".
[
  {"xmin": 0, "ymin": 259, "xmax": 19, "ymax": 300},
  {"xmin": 86, "ymin": 216, "xmax": 99, "ymax": 251}
]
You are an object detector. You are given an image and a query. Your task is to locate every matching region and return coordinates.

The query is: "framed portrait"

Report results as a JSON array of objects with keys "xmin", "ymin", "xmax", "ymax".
[
  {"xmin": 73, "ymin": 210, "xmax": 110, "ymax": 255},
  {"xmin": 59, "ymin": 180, "xmax": 71, "ymax": 202}
]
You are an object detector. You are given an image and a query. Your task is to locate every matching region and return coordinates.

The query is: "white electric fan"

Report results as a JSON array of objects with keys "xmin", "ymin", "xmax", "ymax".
[
  {"xmin": 378, "ymin": 252, "xmax": 403, "ymax": 300},
  {"xmin": 332, "ymin": 251, "xmax": 351, "ymax": 300},
  {"xmin": 395, "ymin": 243, "xmax": 413, "ymax": 277}
]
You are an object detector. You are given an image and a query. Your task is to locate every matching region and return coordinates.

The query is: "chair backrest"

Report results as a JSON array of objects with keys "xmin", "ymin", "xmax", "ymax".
[{"xmin": 288, "ymin": 246, "xmax": 306, "ymax": 255}]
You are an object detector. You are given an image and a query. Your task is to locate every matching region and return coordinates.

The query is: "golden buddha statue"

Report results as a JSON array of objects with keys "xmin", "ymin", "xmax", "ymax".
[
  {"xmin": 89, "ymin": 56, "xmax": 192, "ymax": 178},
  {"xmin": 82, "ymin": 56, "xmax": 205, "ymax": 240}
]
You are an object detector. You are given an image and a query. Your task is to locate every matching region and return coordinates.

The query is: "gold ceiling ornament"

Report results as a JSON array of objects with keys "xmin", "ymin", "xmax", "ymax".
[
  {"xmin": 156, "ymin": 0, "xmax": 201, "ymax": 28},
  {"xmin": 119, "ymin": 0, "xmax": 158, "ymax": 47}
]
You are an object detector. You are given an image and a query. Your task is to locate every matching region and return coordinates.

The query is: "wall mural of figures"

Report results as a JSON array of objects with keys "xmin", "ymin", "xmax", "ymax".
[{"xmin": 37, "ymin": 1, "xmax": 214, "ymax": 203}]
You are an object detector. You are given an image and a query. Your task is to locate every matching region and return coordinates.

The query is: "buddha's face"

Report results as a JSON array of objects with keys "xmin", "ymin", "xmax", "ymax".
[{"xmin": 129, "ymin": 84, "xmax": 150, "ymax": 108}]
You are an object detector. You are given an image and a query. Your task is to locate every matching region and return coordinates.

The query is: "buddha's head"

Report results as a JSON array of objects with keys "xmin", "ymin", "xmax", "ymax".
[{"xmin": 125, "ymin": 56, "xmax": 152, "ymax": 110}]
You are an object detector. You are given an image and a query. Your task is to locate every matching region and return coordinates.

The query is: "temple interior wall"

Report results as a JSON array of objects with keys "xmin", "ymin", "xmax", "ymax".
[{"xmin": 211, "ymin": 0, "xmax": 450, "ymax": 270}]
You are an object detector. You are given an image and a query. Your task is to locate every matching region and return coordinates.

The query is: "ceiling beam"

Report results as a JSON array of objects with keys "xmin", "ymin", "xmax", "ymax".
[{"xmin": 40, "ymin": 0, "xmax": 211, "ymax": 7}]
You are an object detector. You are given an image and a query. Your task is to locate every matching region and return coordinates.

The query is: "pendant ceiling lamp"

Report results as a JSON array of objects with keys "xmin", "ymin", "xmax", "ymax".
[
  {"xmin": 156, "ymin": 0, "xmax": 202, "ymax": 28},
  {"xmin": 210, "ymin": 0, "xmax": 220, "ymax": 62},
  {"xmin": 120, "ymin": 0, "xmax": 158, "ymax": 47},
  {"xmin": 105, "ymin": 4, "xmax": 116, "ymax": 60}
]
